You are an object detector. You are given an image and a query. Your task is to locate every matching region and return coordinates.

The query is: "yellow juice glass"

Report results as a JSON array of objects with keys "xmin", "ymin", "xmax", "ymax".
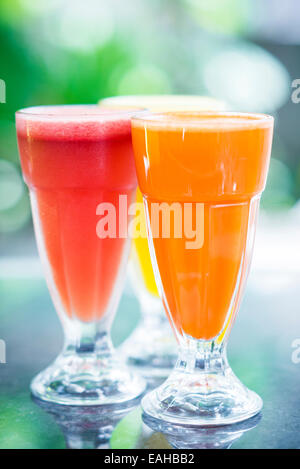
[{"xmin": 100, "ymin": 95, "xmax": 226, "ymax": 381}]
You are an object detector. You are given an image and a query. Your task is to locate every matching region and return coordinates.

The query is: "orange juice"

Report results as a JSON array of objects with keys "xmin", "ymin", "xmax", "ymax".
[{"xmin": 132, "ymin": 112, "xmax": 273, "ymax": 340}]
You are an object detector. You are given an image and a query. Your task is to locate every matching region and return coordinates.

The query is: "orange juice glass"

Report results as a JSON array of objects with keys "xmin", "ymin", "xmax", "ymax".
[
  {"xmin": 16, "ymin": 105, "xmax": 145, "ymax": 405},
  {"xmin": 100, "ymin": 95, "xmax": 226, "ymax": 380},
  {"xmin": 131, "ymin": 111, "xmax": 273, "ymax": 426}
]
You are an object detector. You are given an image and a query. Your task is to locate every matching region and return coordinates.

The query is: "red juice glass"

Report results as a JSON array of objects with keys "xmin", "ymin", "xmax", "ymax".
[{"xmin": 16, "ymin": 105, "xmax": 145, "ymax": 405}]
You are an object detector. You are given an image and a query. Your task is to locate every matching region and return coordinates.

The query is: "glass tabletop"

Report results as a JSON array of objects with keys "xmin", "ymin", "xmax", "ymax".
[{"xmin": 0, "ymin": 260, "xmax": 300, "ymax": 449}]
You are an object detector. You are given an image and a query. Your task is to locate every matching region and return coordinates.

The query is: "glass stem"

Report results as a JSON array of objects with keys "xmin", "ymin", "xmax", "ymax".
[
  {"xmin": 139, "ymin": 299, "xmax": 168, "ymax": 332},
  {"xmin": 62, "ymin": 318, "xmax": 114, "ymax": 358},
  {"xmin": 176, "ymin": 338, "xmax": 228, "ymax": 376}
]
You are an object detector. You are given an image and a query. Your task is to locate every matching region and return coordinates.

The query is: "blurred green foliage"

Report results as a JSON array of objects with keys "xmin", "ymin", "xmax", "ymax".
[{"xmin": 0, "ymin": 0, "xmax": 298, "ymax": 237}]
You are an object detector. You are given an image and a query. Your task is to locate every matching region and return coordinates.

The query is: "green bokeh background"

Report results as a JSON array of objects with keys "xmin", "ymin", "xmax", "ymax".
[
  {"xmin": 1, "ymin": 0, "xmax": 300, "ymax": 449},
  {"xmin": 0, "ymin": 0, "xmax": 300, "ymax": 241}
]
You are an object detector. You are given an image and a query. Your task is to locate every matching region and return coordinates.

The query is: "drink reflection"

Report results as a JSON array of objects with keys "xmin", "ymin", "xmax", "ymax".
[
  {"xmin": 32, "ymin": 397, "xmax": 261, "ymax": 449},
  {"xmin": 142, "ymin": 413, "xmax": 262, "ymax": 449},
  {"xmin": 32, "ymin": 397, "xmax": 139, "ymax": 449}
]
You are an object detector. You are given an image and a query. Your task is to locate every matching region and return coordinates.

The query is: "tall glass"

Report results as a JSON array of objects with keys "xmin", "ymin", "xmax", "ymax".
[
  {"xmin": 100, "ymin": 95, "xmax": 226, "ymax": 380},
  {"xmin": 126, "ymin": 187, "xmax": 177, "ymax": 379},
  {"xmin": 131, "ymin": 111, "xmax": 274, "ymax": 426},
  {"xmin": 15, "ymin": 105, "xmax": 146, "ymax": 405}
]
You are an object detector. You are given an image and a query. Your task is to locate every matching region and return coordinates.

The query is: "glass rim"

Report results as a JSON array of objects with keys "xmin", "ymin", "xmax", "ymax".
[
  {"xmin": 16, "ymin": 104, "xmax": 145, "ymax": 119},
  {"xmin": 131, "ymin": 110, "xmax": 274, "ymax": 128},
  {"xmin": 100, "ymin": 94, "xmax": 226, "ymax": 105}
]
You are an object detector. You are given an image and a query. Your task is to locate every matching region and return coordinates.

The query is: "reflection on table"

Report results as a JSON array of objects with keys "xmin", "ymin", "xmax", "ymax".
[{"xmin": 32, "ymin": 397, "xmax": 261, "ymax": 450}]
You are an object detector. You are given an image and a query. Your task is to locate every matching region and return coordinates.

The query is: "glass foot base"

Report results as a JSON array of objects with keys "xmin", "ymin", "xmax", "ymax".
[
  {"xmin": 142, "ymin": 366, "xmax": 262, "ymax": 427},
  {"xmin": 121, "ymin": 318, "xmax": 177, "ymax": 380},
  {"xmin": 31, "ymin": 351, "xmax": 146, "ymax": 406}
]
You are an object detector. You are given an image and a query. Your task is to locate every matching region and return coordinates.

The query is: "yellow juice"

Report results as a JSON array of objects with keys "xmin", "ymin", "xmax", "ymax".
[{"xmin": 132, "ymin": 189, "xmax": 159, "ymax": 297}]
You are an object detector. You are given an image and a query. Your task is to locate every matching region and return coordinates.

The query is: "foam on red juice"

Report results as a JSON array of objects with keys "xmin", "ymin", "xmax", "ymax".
[{"xmin": 16, "ymin": 106, "xmax": 137, "ymax": 322}]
